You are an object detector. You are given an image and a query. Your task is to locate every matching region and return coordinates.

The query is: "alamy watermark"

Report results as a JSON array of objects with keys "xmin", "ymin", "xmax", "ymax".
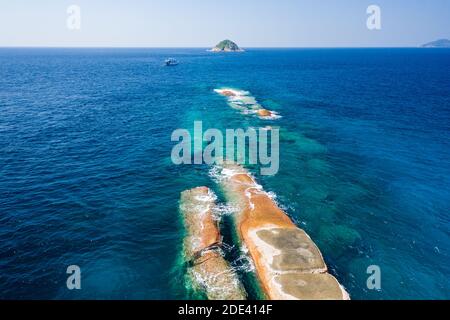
[
  {"xmin": 67, "ymin": 5, "xmax": 81, "ymax": 30},
  {"xmin": 64, "ymin": 5, "xmax": 382, "ymax": 32},
  {"xmin": 367, "ymin": 265, "xmax": 381, "ymax": 290},
  {"xmin": 171, "ymin": 122, "xmax": 279, "ymax": 176},
  {"xmin": 367, "ymin": 5, "xmax": 381, "ymax": 30}
]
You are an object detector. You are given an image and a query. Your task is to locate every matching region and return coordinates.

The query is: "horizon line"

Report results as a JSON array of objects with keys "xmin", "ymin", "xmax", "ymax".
[{"xmin": 0, "ymin": 45, "xmax": 431, "ymax": 49}]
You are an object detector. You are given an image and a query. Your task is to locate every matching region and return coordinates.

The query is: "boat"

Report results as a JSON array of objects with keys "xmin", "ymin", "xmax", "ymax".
[{"xmin": 165, "ymin": 58, "xmax": 179, "ymax": 66}]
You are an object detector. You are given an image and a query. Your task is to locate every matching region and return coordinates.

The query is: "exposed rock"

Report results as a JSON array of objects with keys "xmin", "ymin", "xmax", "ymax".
[
  {"xmin": 273, "ymin": 273, "xmax": 348, "ymax": 300},
  {"xmin": 221, "ymin": 90, "xmax": 237, "ymax": 97},
  {"xmin": 180, "ymin": 187, "xmax": 246, "ymax": 300},
  {"xmin": 254, "ymin": 228, "xmax": 327, "ymax": 272},
  {"xmin": 215, "ymin": 88, "xmax": 281, "ymax": 120},
  {"xmin": 257, "ymin": 109, "xmax": 272, "ymax": 117},
  {"xmin": 217, "ymin": 163, "xmax": 350, "ymax": 300}
]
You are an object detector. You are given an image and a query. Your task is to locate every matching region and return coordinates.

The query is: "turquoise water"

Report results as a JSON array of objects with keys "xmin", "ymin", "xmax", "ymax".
[{"xmin": 0, "ymin": 48, "xmax": 449, "ymax": 299}]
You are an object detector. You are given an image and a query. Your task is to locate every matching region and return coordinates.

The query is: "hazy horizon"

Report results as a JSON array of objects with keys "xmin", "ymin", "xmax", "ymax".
[
  {"xmin": 0, "ymin": 45, "xmax": 446, "ymax": 49},
  {"xmin": 1, "ymin": 0, "xmax": 449, "ymax": 48}
]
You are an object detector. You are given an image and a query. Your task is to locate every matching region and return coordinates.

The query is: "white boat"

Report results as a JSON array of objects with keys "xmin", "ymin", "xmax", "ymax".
[{"xmin": 165, "ymin": 58, "xmax": 179, "ymax": 66}]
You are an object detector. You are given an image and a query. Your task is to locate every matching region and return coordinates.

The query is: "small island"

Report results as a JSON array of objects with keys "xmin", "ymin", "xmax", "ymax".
[
  {"xmin": 210, "ymin": 39, "xmax": 244, "ymax": 52},
  {"xmin": 421, "ymin": 39, "xmax": 450, "ymax": 48}
]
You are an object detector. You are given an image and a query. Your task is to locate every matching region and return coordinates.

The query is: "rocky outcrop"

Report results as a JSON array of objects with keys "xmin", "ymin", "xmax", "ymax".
[
  {"xmin": 221, "ymin": 90, "xmax": 237, "ymax": 97},
  {"xmin": 210, "ymin": 40, "xmax": 244, "ymax": 52},
  {"xmin": 215, "ymin": 88, "xmax": 281, "ymax": 120},
  {"xmin": 217, "ymin": 163, "xmax": 350, "ymax": 300},
  {"xmin": 180, "ymin": 187, "xmax": 246, "ymax": 300},
  {"xmin": 257, "ymin": 109, "xmax": 272, "ymax": 117}
]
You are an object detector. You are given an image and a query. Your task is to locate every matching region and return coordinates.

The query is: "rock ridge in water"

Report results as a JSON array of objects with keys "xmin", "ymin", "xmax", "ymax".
[
  {"xmin": 180, "ymin": 186, "xmax": 246, "ymax": 300},
  {"xmin": 216, "ymin": 163, "xmax": 350, "ymax": 300}
]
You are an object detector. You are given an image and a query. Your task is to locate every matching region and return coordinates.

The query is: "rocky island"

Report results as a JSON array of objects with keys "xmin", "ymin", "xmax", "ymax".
[
  {"xmin": 210, "ymin": 39, "xmax": 244, "ymax": 52},
  {"xmin": 421, "ymin": 39, "xmax": 450, "ymax": 48}
]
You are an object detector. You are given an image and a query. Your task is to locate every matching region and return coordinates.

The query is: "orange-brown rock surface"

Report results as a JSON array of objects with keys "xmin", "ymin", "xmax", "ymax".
[
  {"xmin": 217, "ymin": 164, "xmax": 350, "ymax": 300},
  {"xmin": 180, "ymin": 187, "xmax": 246, "ymax": 300},
  {"xmin": 221, "ymin": 90, "xmax": 237, "ymax": 97},
  {"xmin": 257, "ymin": 109, "xmax": 272, "ymax": 117}
]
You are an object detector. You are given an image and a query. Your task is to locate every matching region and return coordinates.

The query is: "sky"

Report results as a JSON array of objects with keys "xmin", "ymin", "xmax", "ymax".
[{"xmin": 0, "ymin": 0, "xmax": 449, "ymax": 47}]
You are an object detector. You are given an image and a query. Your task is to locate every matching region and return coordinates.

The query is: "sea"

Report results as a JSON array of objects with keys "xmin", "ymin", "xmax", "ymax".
[{"xmin": 0, "ymin": 48, "xmax": 449, "ymax": 299}]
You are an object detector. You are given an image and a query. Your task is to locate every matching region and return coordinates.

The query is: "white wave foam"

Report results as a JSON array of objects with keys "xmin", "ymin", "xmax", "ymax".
[
  {"xmin": 215, "ymin": 87, "xmax": 281, "ymax": 120},
  {"xmin": 212, "ymin": 203, "xmax": 238, "ymax": 220},
  {"xmin": 208, "ymin": 164, "xmax": 247, "ymax": 183},
  {"xmin": 190, "ymin": 257, "xmax": 244, "ymax": 298},
  {"xmin": 194, "ymin": 189, "xmax": 218, "ymax": 203},
  {"xmin": 230, "ymin": 244, "xmax": 256, "ymax": 274}
]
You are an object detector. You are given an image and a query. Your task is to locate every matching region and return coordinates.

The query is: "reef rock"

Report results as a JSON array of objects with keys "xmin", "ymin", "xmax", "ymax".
[
  {"xmin": 217, "ymin": 163, "xmax": 350, "ymax": 300},
  {"xmin": 180, "ymin": 187, "xmax": 246, "ymax": 300},
  {"xmin": 257, "ymin": 109, "xmax": 272, "ymax": 117}
]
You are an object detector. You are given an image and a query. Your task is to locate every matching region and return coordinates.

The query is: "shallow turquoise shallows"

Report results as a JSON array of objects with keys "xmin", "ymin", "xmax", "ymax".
[{"xmin": 0, "ymin": 48, "xmax": 449, "ymax": 299}]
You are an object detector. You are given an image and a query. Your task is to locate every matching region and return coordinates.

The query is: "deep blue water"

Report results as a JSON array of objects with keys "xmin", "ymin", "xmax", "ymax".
[{"xmin": 0, "ymin": 48, "xmax": 449, "ymax": 300}]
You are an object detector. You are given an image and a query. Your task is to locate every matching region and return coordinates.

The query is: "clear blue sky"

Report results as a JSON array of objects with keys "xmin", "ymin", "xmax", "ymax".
[{"xmin": 1, "ymin": 0, "xmax": 449, "ymax": 47}]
